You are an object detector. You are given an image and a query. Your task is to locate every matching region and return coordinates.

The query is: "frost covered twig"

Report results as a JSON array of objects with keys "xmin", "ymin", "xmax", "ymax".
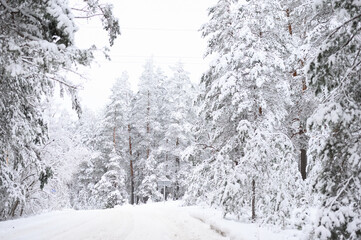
[
  {"xmin": 0, "ymin": 0, "xmax": 42, "ymax": 25},
  {"xmin": 62, "ymin": 67, "xmax": 89, "ymax": 80},
  {"xmin": 329, "ymin": 14, "xmax": 361, "ymax": 38},
  {"xmin": 47, "ymin": 76, "xmax": 78, "ymax": 89},
  {"xmin": 74, "ymin": 14, "xmax": 103, "ymax": 19},
  {"xmin": 196, "ymin": 143, "xmax": 219, "ymax": 152},
  {"xmin": 327, "ymin": 176, "xmax": 353, "ymax": 209}
]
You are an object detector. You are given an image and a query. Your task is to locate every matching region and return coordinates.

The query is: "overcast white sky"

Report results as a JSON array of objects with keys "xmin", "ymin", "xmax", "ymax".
[{"xmin": 74, "ymin": 0, "xmax": 215, "ymax": 111}]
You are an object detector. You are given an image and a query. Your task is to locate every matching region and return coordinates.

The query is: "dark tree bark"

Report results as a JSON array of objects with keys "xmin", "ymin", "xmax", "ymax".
[
  {"xmin": 128, "ymin": 124, "xmax": 134, "ymax": 205},
  {"xmin": 252, "ymin": 179, "xmax": 256, "ymax": 222},
  {"xmin": 300, "ymin": 149, "xmax": 307, "ymax": 180},
  {"xmin": 146, "ymin": 90, "xmax": 150, "ymax": 159},
  {"xmin": 10, "ymin": 199, "xmax": 19, "ymax": 217},
  {"xmin": 174, "ymin": 138, "xmax": 180, "ymax": 199}
]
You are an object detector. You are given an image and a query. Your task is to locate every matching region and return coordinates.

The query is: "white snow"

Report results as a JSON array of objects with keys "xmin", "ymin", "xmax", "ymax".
[
  {"xmin": 0, "ymin": 202, "xmax": 225, "ymax": 240},
  {"xmin": 186, "ymin": 204, "xmax": 302, "ymax": 240},
  {"xmin": 0, "ymin": 201, "xmax": 302, "ymax": 240}
]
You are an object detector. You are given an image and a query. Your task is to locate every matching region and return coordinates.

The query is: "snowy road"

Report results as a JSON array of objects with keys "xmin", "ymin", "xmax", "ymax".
[{"xmin": 0, "ymin": 202, "xmax": 227, "ymax": 240}]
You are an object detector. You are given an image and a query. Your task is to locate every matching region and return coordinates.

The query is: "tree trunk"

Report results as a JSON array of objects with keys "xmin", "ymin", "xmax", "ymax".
[
  {"xmin": 10, "ymin": 199, "xmax": 19, "ymax": 217},
  {"xmin": 175, "ymin": 157, "xmax": 180, "ymax": 200},
  {"xmin": 146, "ymin": 90, "xmax": 150, "ymax": 159},
  {"xmin": 286, "ymin": 9, "xmax": 293, "ymax": 35},
  {"xmin": 251, "ymin": 179, "xmax": 256, "ymax": 222},
  {"xmin": 20, "ymin": 204, "xmax": 24, "ymax": 216},
  {"xmin": 300, "ymin": 149, "xmax": 307, "ymax": 180},
  {"xmin": 128, "ymin": 124, "xmax": 134, "ymax": 205},
  {"xmin": 113, "ymin": 107, "xmax": 117, "ymax": 149},
  {"xmin": 113, "ymin": 126, "xmax": 116, "ymax": 148},
  {"xmin": 174, "ymin": 138, "xmax": 180, "ymax": 198}
]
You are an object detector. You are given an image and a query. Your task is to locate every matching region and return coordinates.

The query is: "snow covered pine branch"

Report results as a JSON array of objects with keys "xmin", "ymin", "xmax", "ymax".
[{"xmin": 0, "ymin": 0, "xmax": 119, "ymax": 220}]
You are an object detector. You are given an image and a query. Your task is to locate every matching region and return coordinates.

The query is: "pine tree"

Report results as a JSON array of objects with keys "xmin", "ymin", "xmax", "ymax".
[
  {"xmin": 71, "ymin": 109, "xmax": 101, "ymax": 209},
  {"xmin": 184, "ymin": 0, "xmax": 242, "ymax": 209},
  {"xmin": 72, "ymin": 159, "xmax": 95, "ymax": 209},
  {"xmin": 0, "ymin": 0, "xmax": 120, "ymax": 219},
  {"xmin": 131, "ymin": 59, "xmax": 163, "ymax": 202},
  {"xmin": 72, "ymin": 73, "xmax": 133, "ymax": 208},
  {"xmin": 91, "ymin": 148, "xmax": 128, "ymax": 208},
  {"xmin": 37, "ymin": 103, "xmax": 92, "ymax": 212},
  {"xmin": 136, "ymin": 154, "xmax": 163, "ymax": 202},
  {"xmin": 160, "ymin": 62, "xmax": 197, "ymax": 199},
  {"xmin": 306, "ymin": 0, "xmax": 361, "ymax": 239},
  {"xmin": 186, "ymin": 0, "xmax": 303, "ymax": 224},
  {"xmin": 278, "ymin": 0, "xmax": 317, "ymax": 181}
]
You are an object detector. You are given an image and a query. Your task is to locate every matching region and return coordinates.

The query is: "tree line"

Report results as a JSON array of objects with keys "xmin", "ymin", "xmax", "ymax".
[
  {"xmin": 0, "ymin": 0, "xmax": 360, "ymax": 239},
  {"xmin": 71, "ymin": 60, "xmax": 196, "ymax": 208}
]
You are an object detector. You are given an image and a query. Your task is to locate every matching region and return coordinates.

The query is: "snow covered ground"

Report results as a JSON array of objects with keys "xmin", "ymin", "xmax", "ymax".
[
  {"xmin": 186, "ymin": 205, "xmax": 301, "ymax": 240},
  {"xmin": 0, "ymin": 201, "xmax": 301, "ymax": 240}
]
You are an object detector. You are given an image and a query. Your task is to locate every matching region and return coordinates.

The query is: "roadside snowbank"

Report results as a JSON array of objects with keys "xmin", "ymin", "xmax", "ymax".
[{"xmin": 183, "ymin": 204, "xmax": 301, "ymax": 240}]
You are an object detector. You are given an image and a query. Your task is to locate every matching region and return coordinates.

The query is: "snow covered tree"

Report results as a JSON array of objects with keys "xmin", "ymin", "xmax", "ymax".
[
  {"xmin": 36, "ymin": 102, "xmax": 92, "ymax": 212},
  {"xmin": 107, "ymin": 72, "xmax": 134, "ymax": 205},
  {"xmin": 110, "ymin": 73, "xmax": 136, "ymax": 205},
  {"xmin": 0, "ymin": 0, "xmax": 120, "ymax": 220},
  {"xmin": 72, "ymin": 158, "xmax": 95, "ymax": 209},
  {"xmin": 103, "ymin": 72, "xmax": 133, "ymax": 153},
  {"xmin": 184, "ymin": 0, "xmax": 242, "ymax": 208},
  {"xmin": 72, "ymin": 73, "xmax": 133, "ymax": 208},
  {"xmin": 136, "ymin": 154, "xmax": 163, "ymax": 202},
  {"xmin": 305, "ymin": 1, "xmax": 361, "ymax": 239},
  {"xmin": 91, "ymin": 148, "xmax": 128, "ymax": 209},
  {"xmin": 70, "ymin": 109, "xmax": 100, "ymax": 209},
  {"xmin": 131, "ymin": 59, "xmax": 164, "ymax": 202},
  {"xmin": 159, "ymin": 62, "xmax": 197, "ymax": 199},
  {"xmin": 279, "ymin": 0, "xmax": 318, "ymax": 181},
  {"xmin": 133, "ymin": 59, "xmax": 163, "ymax": 158},
  {"xmin": 186, "ymin": 0, "xmax": 304, "ymax": 224}
]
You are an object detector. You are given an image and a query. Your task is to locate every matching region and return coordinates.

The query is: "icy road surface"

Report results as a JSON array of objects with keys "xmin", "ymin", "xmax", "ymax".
[{"xmin": 0, "ymin": 202, "xmax": 227, "ymax": 240}]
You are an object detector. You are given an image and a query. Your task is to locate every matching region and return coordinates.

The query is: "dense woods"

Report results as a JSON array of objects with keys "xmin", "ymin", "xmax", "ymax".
[{"xmin": 0, "ymin": 0, "xmax": 360, "ymax": 239}]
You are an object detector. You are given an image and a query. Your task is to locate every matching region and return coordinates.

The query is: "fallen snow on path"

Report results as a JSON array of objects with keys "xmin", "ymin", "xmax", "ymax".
[
  {"xmin": 0, "ymin": 202, "xmax": 227, "ymax": 240},
  {"xmin": 0, "ymin": 201, "xmax": 302, "ymax": 240}
]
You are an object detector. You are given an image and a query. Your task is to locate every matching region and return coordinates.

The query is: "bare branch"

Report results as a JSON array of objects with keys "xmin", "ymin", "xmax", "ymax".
[
  {"xmin": 196, "ymin": 143, "xmax": 219, "ymax": 152},
  {"xmin": 329, "ymin": 14, "xmax": 361, "ymax": 38},
  {"xmin": 340, "ymin": 27, "xmax": 361, "ymax": 50},
  {"xmin": 351, "ymin": 48, "xmax": 361, "ymax": 68},
  {"xmin": 74, "ymin": 14, "xmax": 103, "ymax": 19},
  {"xmin": 62, "ymin": 67, "xmax": 88, "ymax": 80},
  {"xmin": 47, "ymin": 76, "xmax": 78, "ymax": 89},
  {"xmin": 70, "ymin": 7, "xmax": 88, "ymax": 13}
]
